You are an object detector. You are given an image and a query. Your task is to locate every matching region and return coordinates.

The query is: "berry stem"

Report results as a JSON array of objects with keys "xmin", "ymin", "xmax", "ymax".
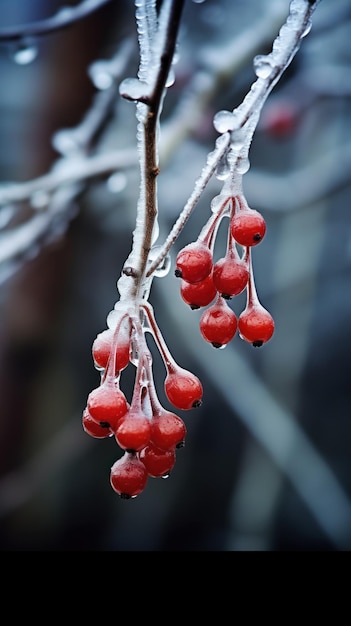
[
  {"xmin": 198, "ymin": 195, "xmax": 232, "ymax": 252},
  {"xmin": 246, "ymin": 247, "xmax": 260, "ymax": 308},
  {"xmin": 141, "ymin": 302, "xmax": 177, "ymax": 371},
  {"xmin": 101, "ymin": 311, "xmax": 131, "ymax": 385}
]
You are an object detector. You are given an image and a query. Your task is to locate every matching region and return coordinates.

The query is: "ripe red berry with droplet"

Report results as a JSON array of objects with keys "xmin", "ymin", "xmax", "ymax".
[
  {"xmin": 175, "ymin": 241, "xmax": 213, "ymax": 284},
  {"xmin": 115, "ymin": 408, "xmax": 151, "ymax": 452},
  {"xmin": 150, "ymin": 409, "xmax": 186, "ymax": 450},
  {"xmin": 164, "ymin": 366, "xmax": 203, "ymax": 410},
  {"xmin": 213, "ymin": 248, "xmax": 249, "ymax": 299},
  {"xmin": 92, "ymin": 325, "xmax": 130, "ymax": 373},
  {"xmin": 82, "ymin": 408, "xmax": 112, "ymax": 439},
  {"xmin": 231, "ymin": 208, "xmax": 266, "ymax": 247},
  {"xmin": 199, "ymin": 297, "xmax": 238, "ymax": 348},
  {"xmin": 139, "ymin": 443, "xmax": 176, "ymax": 478},
  {"xmin": 180, "ymin": 271, "xmax": 217, "ymax": 309},
  {"xmin": 87, "ymin": 381, "xmax": 128, "ymax": 431},
  {"xmin": 238, "ymin": 303, "xmax": 275, "ymax": 347},
  {"xmin": 110, "ymin": 452, "xmax": 148, "ymax": 498}
]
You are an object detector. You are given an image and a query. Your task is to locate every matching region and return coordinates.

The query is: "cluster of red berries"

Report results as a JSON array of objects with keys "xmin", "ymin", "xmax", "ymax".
[
  {"xmin": 82, "ymin": 303, "xmax": 203, "ymax": 499},
  {"xmin": 175, "ymin": 194, "xmax": 275, "ymax": 349}
]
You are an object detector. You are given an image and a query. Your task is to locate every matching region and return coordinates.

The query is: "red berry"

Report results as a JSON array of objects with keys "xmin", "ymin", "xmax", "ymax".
[
  {"xmin": 87, "ymin": 381, "xmax": 128, "ymax": 431},
  {"xmin": 238, "ymin": 303, "xmax": 275, "ymax": 346},
  {"xmin": 213, "ymin": 250, "xmax": 248, "ymax": 299},
  {"xmin": 261, "ymin": 101, "xmax": 299, "ymax": 139},
  {"xmin": 175, "ymin": 241, "xmax": 213, "ymax": 284},
  {"xmin": 115, "ymin": 409, "xmax": 151, "ymax": 452},
  {"xmin": 180, "ymin": 271, "xmax": 217, "ymax": 309},
  {"xmin": 139, "ymin": 443, "xmax": 176, "ymax": 478},
  {"xmin": 164, "ymin": 367, "xmax": 203, "ymax": 410},
  {"xmin": 92, "ymin": 326, "xmax": 130, "ymax": 373},
  {"xmin": 231, "ymin": 209, "xmax": 266, "ymax": 247},
  {"xmin": 82, "ymin": 408, "xmax": 112, "ymax": 439},
  {"xmin": 150, "ymin": 409, "xmax": 186, "ymax": 450},
  {"xmin": 199, "ymin": 297, "xmax": 237, "ymax": 348},
  {"xmin": 110, "ymin": 452, "xmax": 148, "ymax": 499}
]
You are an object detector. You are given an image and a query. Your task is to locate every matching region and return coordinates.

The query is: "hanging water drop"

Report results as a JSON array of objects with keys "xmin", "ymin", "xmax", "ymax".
[
  {"xmin": 165, "ymin": 68, "xmax": 175, "ymax": 88},
  {"xmin": 89, "ymin": 61, "xmax": 114, "ymax": 90},
  {"xmin": 215, "ymin": 153, "xmax": 230, "ymax": 181},
  {"xmin": 210, "ymin": 193, "xmax": 229, "ymax": 214},
  {"xmin": 213, "ymin": 110, "xmax": 236, "ymax": 134},
  {"xmin": 30, "ymin": 190, "xmax": 50, "ymax": 210},
  {"xmin": 107, "ymin": 309, "xmax": 121, "ymax": 330},
  {"xmin": 12, "ymin": 40, "xmax": 38, "ymax": 65},
  {"xmin": 147, "ymin": 245, "xmax": 171, "ymax": 278},
  {"xmin": 253, "ymin": 55, "xmax": 273, "ymax": 79},
  {"xmin": 236, "ymin": 156, "xmax": 250, "ymax": 175},
  {"xmin": 301, "ymin": 20, "xmax": 312, "ymax": 38},
  {"xmin": 119, "ymin": 77, "xmax": 150, "ymax": 102},
  {"xmin": 52, "ymin": 129, "xmax": 80, "ymax": 156},
  {"xmin": 107, "ymin": 172, "xmax": 127, "ymax": 194},
  {"xmin": 55, "ymin": 6, "xmax": 74, "ymax": 20},
  {"xmin": 151, "ymin": 219, "xmax": 159, "ymax": 246}
]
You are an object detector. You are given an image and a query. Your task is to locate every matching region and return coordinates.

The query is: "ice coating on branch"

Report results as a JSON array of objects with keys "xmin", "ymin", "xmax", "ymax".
[
  {"xmin": 212, "ymin": 0, "xmax": 317, "ymax": 186},
  {"xmin": 135, "ymin": 0, "xmax": 157, "ymax": 84},
  {"xmin": 134, "ymin": 0, "xmax": 174, "ymax": 91},
  {"xmin": 119, "ymin": 77, "xmax": 151, "ymax": 102}
]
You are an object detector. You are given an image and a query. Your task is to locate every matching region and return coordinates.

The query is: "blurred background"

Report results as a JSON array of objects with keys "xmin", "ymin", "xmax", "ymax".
[{"xmin": 0, "ymin": 0, "xmax": 350, "ymax": 551}]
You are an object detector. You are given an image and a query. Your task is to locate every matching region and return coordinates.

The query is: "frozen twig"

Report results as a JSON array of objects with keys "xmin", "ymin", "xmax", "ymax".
[{"xmin": 147, "ymin": 0, "xmax": 321, "ymax": 277}]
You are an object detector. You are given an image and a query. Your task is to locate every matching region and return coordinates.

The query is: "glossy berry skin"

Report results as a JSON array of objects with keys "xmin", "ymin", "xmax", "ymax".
[
  {"xmin": 213, "ymin": 251, "xmax": 249, "ymax": 299},
  {"xmin": 92, "ymin": 327, "xmax": 130, "ymax": 373},
  {"xmin": 238, "ymin": 304, "xmax": 275, "ymax": 347},
  {"xmin": 175, "ymin": 241, "xmax": 213, "ymax": 284},
  {"xmin": 139, "ymin": 443, "xmax": 176, "ymax": 478},
  {"xmin": 180, "ymin": 272, "xmax": 217, "ymax": 309},
  {"xmin": 231, "ymin": 209, "xmax": 266, "ymax": 247},
  {"xmin": 115, "ymin": 409, "xmax": 151, "ymax": 452},
  {"xmin": 199, "ymin": 299, "xmax": 237, "ymax": 348},
  {"xmin": 82, "ymin": 408, "xmax": 112, "ymax": 439},
  {"xmin": 150, "ymin": 410, "xmax": 187, "ymax": 450},
  {"xmin": 110, "ymin": 452, "xmax": 148, "ymax": 498},
  {"xmin": 164, "ymin": 367, "xmax": 203, "ymax": 410},
  {"xmin": 87, "ymin": 382, "xmax": 128, "ymax": 431}
]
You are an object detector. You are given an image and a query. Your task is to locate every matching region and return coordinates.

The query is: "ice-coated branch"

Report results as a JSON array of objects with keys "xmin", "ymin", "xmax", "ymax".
[
  {"xmin": 146, "ymin": 0, "xmax": 321, "ymax": 278},
  {"xmin": 0, "ymin": 0, "xmax": 113, "ymax": 42},
  {"xmin": 118, "ymin": 0, "xmax": 185, "ymax": 301}
]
